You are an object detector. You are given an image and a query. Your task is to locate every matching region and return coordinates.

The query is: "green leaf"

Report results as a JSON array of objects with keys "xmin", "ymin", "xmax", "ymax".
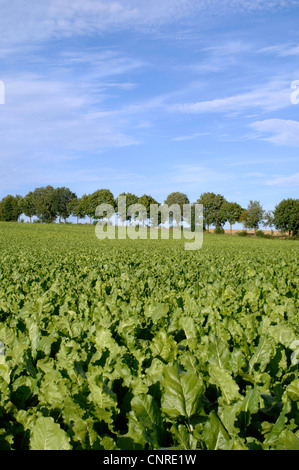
[
  {"xmin": 202, "ymin": 411, "xmax": 231, "ymax": 450},
  {"xmin": 145, "ymin": 303, "xmax": 169, "ymax": 323},
  {"xmin": 241, "ymin": 386, "xmax": 260, "ymax": 414},
  {"xmin": 208, "ymin": 364, "xmax": 240, "ymax": 404},
  {"xmin": 284, "ymin": 379, "xmax": 299, "ymax": 402},
  {"xmin": 248, "ymin": 335, "xmax": 274, "ymax": 373},
  {"xmin": 263, "ymin": 403, "xmax": 289, "ymax": 448},
  {"xmin": 277, "ymin": 429, "xmax": 299, "ymax": 450},
  {"xmin": 151, "ymin": 330, "xmax": 177, "ymax": 363},
  {"xmin": 0, "ymin": 363, "xmax": 10, "ymax": 384},
  {"xmin": 25, "ymin": 317, "xmax": 41, "ymax": 361},
  {"xmin": 30, "ymin": 417, "xmax": 71, "ymax": 450},
  {"xmin": 162, "ymin": 363, "xmax": 204, "ymax": 419},
  {"xmin": 170, "ymin": 424, "xmax": 197, "ymax": 450},
  {"xmin": 123, "ymin": 410, "xmax": 148, "ymax": 449},
  {"xmin": 268, "ymin": 325, "xmax": 296, "ymax": 348},
  {"xmin": 178, "ymin": 316, "xmax": 198, "ymax": 351},
  {"xmin": 87, "ymin": 373, "xmax": 117, "ymax": 407},
  {"xmin": 100, "ymin": 436, "xmax": 119, "ymax": 450},
  {"xmin": 94, "ymin": 327, "xmax": 123, "ymax": 355},
  {"xmin": 208, "ymin": 335, "xmax": 231, "ymax": 370},
  {"xmin": 238, "ymin": 386, "xmax": 261, "ymax": 430},
  {"xmin": 130, "ymin": 394, "xmax": 164, "ymax": 447},
  {"xmin": 0, "ymin": 428, "xmax": 14, "ymax": 450}
]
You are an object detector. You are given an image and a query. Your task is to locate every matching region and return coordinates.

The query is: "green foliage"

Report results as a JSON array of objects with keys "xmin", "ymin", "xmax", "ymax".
[
  {"xmin": 0, "ymin": 223, "xmax": 298, "ymax": 450},
  {"xmin": 31, "ymin": 186, "xmax": 58, "ymax": 223},
  {"xmin": 220, "ymin": 201, "xmax": 243, "ymax": 233},
  {"xmin": 255, "ymin": 230, "xmax": 265, "ymax": 238},
  {"xmin": 196, "ymin": 192, "xmax": 227, "ymax": 230},
  {"xmin": 82, "ymin": 189, "xmax": 116, "ymax": 224},
  {"xmin": 0, "ymin": 195, "xmax": 21, "ymax": 222},
  {"xmin": 116, "ymin": 193, "xmax": 139, "ymax": 224},
  {"xmin": 53, "ymin": 187, "xmax": 77, "ymax": 223},
  {"xmin": 246, "ymin": 200, "xmax": 264, "ymax": 232},
  {"xmin": 164, "ymin": 192, "xmax": 190, "ymax": 227},
  {"xmin": 21, "ymin": 192, "xmax": 37, "ymax": 222},
  {"xmin": 274, "ymin": 198, "xmax": 299, "ymax": 236},
  {"xmin": 137, "ymin": 194, "xmax": 160, "ymax": 225},
  {"xmin": 164, "ymin": 192, "xmax": 190, "ymax": 213},
  {"xmin": 263, "ymin": 210, "xmax": 275, "ymax": 233}
]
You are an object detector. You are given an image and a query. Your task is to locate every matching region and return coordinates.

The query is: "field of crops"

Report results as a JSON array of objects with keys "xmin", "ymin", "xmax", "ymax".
[{"xmin": 0, "ymin": 222, "xmax": 298, "ymax": 450}]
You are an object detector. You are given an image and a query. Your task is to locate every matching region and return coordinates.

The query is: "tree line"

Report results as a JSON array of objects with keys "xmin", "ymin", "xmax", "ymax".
[{"xmin": 0, "ymin": 186, "xmax": 298, "ymax": 236}]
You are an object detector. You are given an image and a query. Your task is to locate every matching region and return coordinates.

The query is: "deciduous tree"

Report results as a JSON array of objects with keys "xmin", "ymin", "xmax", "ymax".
[
  {"xmin": 164, "ymin": 192, "xmax": 190, "ymax": 227},
  {"xmin": 263, "ymin": 210, "xmax": 275, "ymax": 235},
  {"xmin": 246, "ymin": 200, "xmax": 264, "ymax": 234},
  {"xmin": 274, "ymin": 198, "xmax": 299, "ymax": 236},
  {"xmin": 54, "ymin": 187, "xmax": 77, "ymax": 223},
  {"xmin": 220, "ymin": 201, "xmax": 243, "ymax": 234},
  {"xmin": 21, "ymin": 192, "xmax": 37, "ymax": 223},
  {"xmin": 32, "ymin": 186, "xmax": 57, "ymax": 223},
  {"xmin": 196, "ymin": 192, "xmax": 226, "ymax": 231},
  {"xmin": 0, "ymin": 195, "xmax": 21, "ymax": 221}
]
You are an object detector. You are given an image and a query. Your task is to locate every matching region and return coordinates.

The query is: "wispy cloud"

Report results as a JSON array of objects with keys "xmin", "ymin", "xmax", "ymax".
[
  {"xmin": 266, "ymin": 172, "xmax": 299, "ymax": 186},
  {"xmin": 203, "ymin": 41, "xmax": 252, "ymax": 56},
  {"xmin": 172, "ymin": 132, "xmax": 209, "ymax": 141},
  {"xmin": 0, "ymin": 160, "xmax": 144, "ymax": 195},
  {"xmin": 170, "ymin": 164, "xmax": 231, "ymax": 185},
  {"xmin": 169, "ymin": 80, "xmax": 292, "ymax": 115},
  {"xmin": 0, "ymin": 72, "xmax": 142, "ymax": 166},
  {"xmin": 259, "ymin": 43, "xmax": 299, "ymax": 57},
  {"xmin": 249, "ymin": 119, "xmax": 299, "ymax": 146},
  {"xmin": 0, "ymin": 0, "xmax": 296, "ymax": 46}
]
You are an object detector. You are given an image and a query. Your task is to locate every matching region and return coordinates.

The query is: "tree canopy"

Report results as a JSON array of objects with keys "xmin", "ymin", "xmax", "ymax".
[
  {"xmin": 0, "ymin": 195, "xmax": 21, "ymax": 221},
  {"xmin": 196, "ymin": 192, "xmax": 227, "ymax": 230},
  {"xmin": 0, "ymin": 186, "xmax": 297, "ymax": 238},
  {"xmin": 274, "ymin": 198, "xmax": 299, "ymax": 236},
  {"xmin": 246, "ymin": 200, "xmax": 264, "ymax": 233},
  {"xmin": 220, "ymin": 201, "xmax": 243, "ymax": 234}
]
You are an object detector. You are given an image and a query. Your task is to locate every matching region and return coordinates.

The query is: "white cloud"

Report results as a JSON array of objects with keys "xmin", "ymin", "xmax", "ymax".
[
  {"xmin": 259, "ymin": 43, "xmax": 299, "ymax": 57},
  {"xmin": 249, "ymin": 119, "xmax": 299, "ymax": 146},
  {"xmin": 0, "ymin": 72, "xmax": 142, "ymax": 168},
  {"xmin": 0, "ymin": 0, "xmax": 296, "ymax": 45},
  {"xmin": 0, "ymin": 161, "xmax": 144, "ymax": 195},
  {"xmin": 266, "ymin": 173, "xmax": 299, "ymax": 186},
  {"xmin": 203, "ymin": 41, "xmax": 252, "ymax": 56},
  {"xmin": 169, "ymin": 80, "xmax": 292, "ymax": 114},
  {"xmin": 59, "ymin": 49, "xmax": 146, "ymax": 79},
  {"xmin": 170, "ymin": 164, "xmax": 231, "ymax": 185},
  {"xmin": 172, "ymin": 132, "xmax": 209, "ymax": 141}
]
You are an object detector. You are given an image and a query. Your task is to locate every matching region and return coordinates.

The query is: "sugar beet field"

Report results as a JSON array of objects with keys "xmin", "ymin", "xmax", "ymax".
[{"xmin": 0, "ymin": 222, "xmax": 298, "ymax": 450}]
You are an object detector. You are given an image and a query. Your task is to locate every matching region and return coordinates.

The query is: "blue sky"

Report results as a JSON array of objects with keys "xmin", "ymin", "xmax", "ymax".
[{"xmin": 0, "ymin": 0, "xmax": 299, "ymax": 214}]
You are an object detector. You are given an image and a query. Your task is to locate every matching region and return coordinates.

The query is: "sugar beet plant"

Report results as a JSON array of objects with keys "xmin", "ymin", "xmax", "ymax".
[{"xmin": 0, "ymin": 223, "xmax": 298, "ymax": 450}]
